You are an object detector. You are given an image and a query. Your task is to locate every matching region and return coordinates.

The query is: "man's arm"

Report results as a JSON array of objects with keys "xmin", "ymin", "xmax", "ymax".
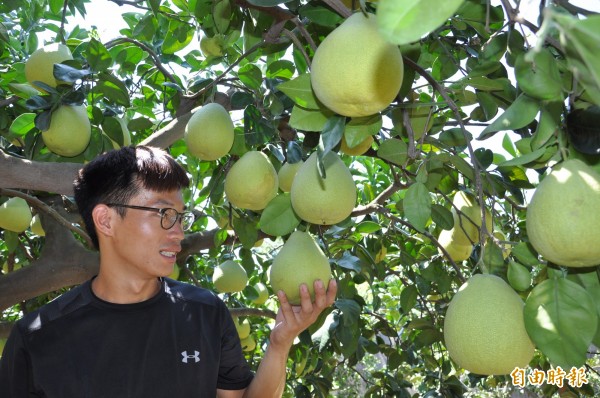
[{"xmin": 216, "ymin": 279, "xmax": 337, "ymax": 398}]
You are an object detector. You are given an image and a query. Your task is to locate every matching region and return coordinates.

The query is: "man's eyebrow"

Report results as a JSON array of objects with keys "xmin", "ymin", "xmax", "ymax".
[{"xmin": 153, "ymin": 199, "xmax": 187, "ymax": 210}]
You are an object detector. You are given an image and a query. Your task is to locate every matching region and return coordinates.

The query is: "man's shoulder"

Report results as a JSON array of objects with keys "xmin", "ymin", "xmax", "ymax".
[
  {"xmin": 163, "ymin": 278, "xmax": 223, "ymax": 307},
  {"xmin": 17, "ymin": 281, "xmax": 92, "ymax": 334}
]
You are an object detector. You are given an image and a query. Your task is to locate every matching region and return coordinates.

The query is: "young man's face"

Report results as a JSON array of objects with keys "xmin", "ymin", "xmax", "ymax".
[{"xmin": 108, "ymin": 187, "xmax": 186, "ymax": 280}]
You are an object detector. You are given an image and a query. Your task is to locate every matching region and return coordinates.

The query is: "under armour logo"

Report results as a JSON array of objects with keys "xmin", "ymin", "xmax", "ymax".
[{"xmin": 181, "ymin": 350, "xmax": 200, "ymax": 363}]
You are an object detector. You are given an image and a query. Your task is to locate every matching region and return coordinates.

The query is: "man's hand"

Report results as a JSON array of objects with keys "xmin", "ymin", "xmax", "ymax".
[{"xmin": 269, "ymin": 279, "xmax": 337, "ymax": 351}]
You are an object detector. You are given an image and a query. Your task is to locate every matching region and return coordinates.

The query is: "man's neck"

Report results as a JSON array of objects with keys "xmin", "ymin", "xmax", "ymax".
[{"xmin": 91, "ymin": 271, "xmax": 161, "ymax": 304}]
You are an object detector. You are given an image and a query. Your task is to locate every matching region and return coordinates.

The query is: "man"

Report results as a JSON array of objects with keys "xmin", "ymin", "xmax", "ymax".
[{"xmin": 0, "ymin": 145, "xmax": 337, "ymax": 397}]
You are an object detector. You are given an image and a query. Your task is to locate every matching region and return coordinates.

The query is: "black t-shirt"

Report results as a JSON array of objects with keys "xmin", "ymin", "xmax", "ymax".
[{"xmin": 0, "ymin": 277, "xmax": 254, "ymax": 397}]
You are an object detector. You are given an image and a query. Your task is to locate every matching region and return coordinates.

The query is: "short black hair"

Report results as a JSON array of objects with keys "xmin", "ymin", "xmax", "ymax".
[{"xmin": 73, "ymin": 146, "xmax": 190, "ymax": 250}]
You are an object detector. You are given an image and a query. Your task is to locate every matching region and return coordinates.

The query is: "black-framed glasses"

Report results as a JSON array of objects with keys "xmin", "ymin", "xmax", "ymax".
[{"xmin": 106, "ymin": 203, "xmax": 195, "ymax": 231}]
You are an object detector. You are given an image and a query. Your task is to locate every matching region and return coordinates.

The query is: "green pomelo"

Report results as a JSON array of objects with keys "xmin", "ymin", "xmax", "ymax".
[
  {"xmin": 200, "ymin": 35, "xmax": 225, "ymax": 57},
  {"xmin": 30, "ymin": 214, "xmax": 45, "ymax": 236},
  {"xmin": 526, "ymin": 158, "xmax": 600, "ymax": 267},
  {"xmin": 224, "ymin": 151, "xmax": 278, "ymax": 211},
  {"xmin": 25, "ymin": 43, "xmax": 73, "ymax": 91},
  {"xmin": 290, "ymin": 151, "xmax": 357, "ymax": 225},
  {"xmin": 449, "ymin": 191, "xmax": 492, "ymax": 245},
  {"xmin": 269, "ymin": 231, "xmax": 332, "ymax": 305},
  {"xmin": 212, "ymin": 260, "xmax": 248, "ymax": 293},
  {"xmin": 234, "ymin": 317, "xmax": 251, "ymax": 339},
  {"xmin": 185, "ymin": 103, "xmax": 234, "ymax": 161},
  {"xmin": 437, "ymin": 228, "xmax": 473, "ymax": 262},
  {"xmin": 0, "ymin": 197, "xmax": 33, "ymax": 233},
  {"xmin": 310, "ymin": 12, "xmax": 403, "ymax": 117},
  {"xmin": 250, "ymin": 282, "xmax": 269, "ymax": 305},
  {"xmin": 240, "ymin": 335, "xmax": 256, "ymax": 351},
  {"xmin": 444, "ymin": 274, "xmax": 535, "ymax": 375},
  {"xmin": 278, "ymin": 161, "xmax": 303, "ymax": 192},
  {"xmin": 42, "ymin": 105, "xmax": 91, "ymax": 157}
]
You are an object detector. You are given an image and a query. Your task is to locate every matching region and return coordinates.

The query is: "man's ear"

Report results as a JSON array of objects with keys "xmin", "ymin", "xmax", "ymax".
[{"xmin": 92, "ymin": 204, "xmax": 115, "ymax": 239}]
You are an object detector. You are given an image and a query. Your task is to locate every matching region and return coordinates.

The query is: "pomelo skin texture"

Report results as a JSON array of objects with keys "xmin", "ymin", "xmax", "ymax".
[
  {"xmin": 278, "ymin": 161, "xmax": 303, "ymax": 192},
  {"xmin": 290, "ymin": 151, "xmax": 357, "ymax": 225},
  {"xmin": 212, "ymin": 260, "xmax": 248, "ymax": 293},
  {"xmin": 269, "ymin": 231, "xmax": 332, "ymax": 305},
  {"xmin": 443, "ymin": 274, "xmax": 535, "ymax": 375},
  {"xmin": 310, "ymin": 12, "xmax": 404, "ymax": 117},
  {"xmin": 449, "ymin": 191, "xmax": 492, "ymax": 245},
  {"xmin": 42, "ymin": 104, "xmax": 91, "ymax": 157},
  {"xmin": 224, "ymin": 151, "xmax": 279, "ymax": 211},
  {"xmin": 25, "ymin": 43, "xmax": 73, "ymax": 91},
  {"xmin": 0, "ymin": 197, "xmax": 33, "ymax": 233},
  {"xmin": 526, "ymin": 159, "xmax": 600, "ymax": 267},
  {"xmin": 185, "ymin": 103, "xmax": 234, "ymax": 161},
  {"xmin": 437, "ymin": 228, "xmax": 473, "ymax": 262}
]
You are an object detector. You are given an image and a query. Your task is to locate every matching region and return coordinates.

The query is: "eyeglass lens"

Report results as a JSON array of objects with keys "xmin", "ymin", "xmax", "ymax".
[{"xmin": 161, "ymin": 208, "xmax": 194, "ymax": 231}]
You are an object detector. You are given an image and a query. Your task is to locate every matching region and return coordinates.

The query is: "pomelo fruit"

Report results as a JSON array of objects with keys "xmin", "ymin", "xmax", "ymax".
[
  {"xmin": 224, "ymin": 151, "xmax": 278, "ymax": 211},
  {"xmin": 278, "ymin": 161, "xmax": 303, "ymax": 192},
  {"xmin": 449, "ymin": 191, "xmax": 492, "ymax": 245},
  {"xmin": 0, "ymin": 197, "xmax": 33, "ymax": 233},
  {"xmin": 437, "ymin": 228, "xmax": 473, "ymax": 262},
  {"xmin": 42, "ymin": 104, "xmax": 91, "ymax": 157},
  {"xmin": 340, "ymin": 134, "xmax": 374, "ymax": 156},
  {"xmin": 233, "ymin": 317, "xmax": 251, "ymax": 339},
  {"xmin": 212, "ymin": 260, "xmax": 248, "ymax": 293},
  {"xmin": 30, "ymin": 214, "xmax": 45, "ymax": 236},
  {"xmin": 310, "ymin": 12, "xmax": 403, "ymax": 117},
  {"xmin": 250, "ymin": 282, "xmax": 269, "ymax": 305},
  {"xmin": 185, "ymin": 103, "xmax": 234, "ymax": 161},
  {"xmin": 443, "ymin": 274, "xmax": 535, "ymax": 375},
  {"xmin": 269, "ymin": 230, "xmax": 332, "ymax": 305},
  {"xmin": 526, "ymin": 158, "xmax": 600, "ymax": 267},
  {"xmin": 25, "ymin": 43, "xmax": 73, "ymax": 91},
  {"xmin": 290, "ymin": 151, "xmax": 356, "ymax": 225}
]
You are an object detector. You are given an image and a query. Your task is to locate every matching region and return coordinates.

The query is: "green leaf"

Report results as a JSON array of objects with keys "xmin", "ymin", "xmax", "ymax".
[
  {"xmin": 531, "ymin": 101, "xmax": 562, "ymax": 150},
  {"xmin": 9, "ymin": 113, "xmax": 36, "ymax": 136},
  {"xmin": 96, "ymin": 72, "xmax": 131, "ymax": 107},
  {"xmin": 266, "ymin": 60, "xmax": 295, "ymax": 79},
  {"xmin": 479, "ymin": 94, "xmax": 539, "ymax": 139},
  {"xmin": 344, "ymin": 115, "xmax": 382, "ymax": 148},
  {"xmin": 238, "ymin": 63, "xmax": 263, "ymax": 91},
  {"xmin": 259, "ymin": 193, "xmax": 301, "ymax": 237},
  {"xmin": 431, "ymin": 204, "xmax": 453, "ymax": 230},
  {"xmin": 320, "ymin": 115, "xmax": 345, "ymax": 155},
  {"xmin": 524, "ymin": 278, "xmax": 598, "ymax": 368},
  {"xmin": 377, "ymin": 138, "xmax": 408, "ymax": 165},
  {"xmin": 212, "ymin": 0, "xmax": 232, "ymax": 34},
  {"xmin": 376, "ymin": 0, "xmax": 465, "ymax": 46},
  {"xmin": 247, "ymin": 0, "xmax": 294, "ymax": 6},
  {"xmin": 511, "ymin": 242, "xmax": 540, "ymax": 267},
  {"xmin": 497, "ymin": 147, "xmax": 547, "ymax": 167},
  {"xmin": 232, "ymin": 215, "xmax": 260, "ymax": 249},
  {"xmin": 276, "ymin": 74, "xmax": 320, "ymax": 110},
  {"xmin": 162, "ymin": 20, "xmax": 194, "ymax": 54},
  {"xmin": 515, "ymin": 48, "xmax": 562, "ymax": 101},
  {"xmin": 289, "ymin": 105, "xmax": 332, "ymax": 132},
  {"xmin": 85, "ymin": 39, "xmax": 113, "ymax": 72},
  {"xmin": 400, "ymin": 285, "xmax": 418, "ymax": 312},
  {"xmin": 403, "ymin": 182, "xmax": 431, "ymax": 232}
]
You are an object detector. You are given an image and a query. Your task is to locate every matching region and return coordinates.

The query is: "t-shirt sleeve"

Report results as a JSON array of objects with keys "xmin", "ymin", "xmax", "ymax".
[
  {"xmin": 216, "ymin": 302, "xmax": 254, "ymax": 390},
  {"xmin": 0, "ymin": 324, "xmax": 36, "ymax": 397}
]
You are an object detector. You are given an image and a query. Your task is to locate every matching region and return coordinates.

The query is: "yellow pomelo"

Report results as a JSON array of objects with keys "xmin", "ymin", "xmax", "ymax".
[
  {"xmin": 0, "ymin": 197, "xmax": 33, "ymax": 233},
  {"xmin": 185, "ymin": 103, "xmax": 234, "ymax": 161},
  {"xmin": 278, "ymin": 161, "xmax": 303, "ymax": 192},
  {"xmin": 444, "ymin": 274, "xmax": 535, "ymax": 375},
  {"xmin": 269, "ymin": 231, "xmax": 332, "ymax": 305},
  {"xmin": 30, "ymin": 214, "xmax": 45, "ymax": 236},
  {"xmin": 526, "ymin": 158, "xmax": 600, "ymax": 267},
  {"xmin": 449, "ymin": 191, "xmax": 492, "ymax": 245},
  {"xmin": 240, "ymin": 335, "xmax": 256, "ymax": 352},
  {"xmin": 340, "ymin": 134, "xmax": 374, "ymax": 156},
  {"xmin": 224, "ymin": 151, "xmax": 279, "ymax": 211},
  {"xmin": 212, "ymin": 260, "xmax": 248, "ymax": 293},
  {"xmin": 25, "ymin": 43, "xmax": 73, "ymax": 91},
  {"xmin": 233, "ymin": 317, "xmax": 251, "ymax": 339},
  {"xmin": 42, "ymin": 104, "xmax": 91, "ymax": 157},
  {"xmin": 290, "ymin": 151, "xmax": 357, "ymax": 225},
  {"xmin": 250, "ymin": 282, "xmax": 269, "ymax": 305},
  {"xmin": 310, "ymin": 12, "xmax": 403, "ymax": 117},
  {"xmin": 437, "ymin": 228, "xmax": 473, "ymax": 262}
]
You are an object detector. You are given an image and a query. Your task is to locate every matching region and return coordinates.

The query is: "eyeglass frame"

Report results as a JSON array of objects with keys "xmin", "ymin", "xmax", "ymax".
[{"xmin": 105, "ymin": 203, "xmax": 195, "ymax": 231}]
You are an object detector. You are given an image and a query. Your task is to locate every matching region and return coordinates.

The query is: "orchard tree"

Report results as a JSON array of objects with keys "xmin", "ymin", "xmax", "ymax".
[{"xmin": 1, "ymin": 0, "xmax": 600, "ymax": 396}]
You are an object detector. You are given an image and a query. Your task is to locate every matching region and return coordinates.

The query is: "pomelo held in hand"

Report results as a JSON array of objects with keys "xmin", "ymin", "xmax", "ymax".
[
  {"xmin": 185, "ymin": 103, "xmax": 234, "ymax": 161},
  {"xmin": 42, "ymin": 104, "xmax": 91, "ymax": 157},
  {"xmin": 0, "ymin": 197, "xmax": 33, "ymax": 233},
  {"xmin": 25, "ymin": 43, "xmax": 73, "ymax": 92},
  {"xmin": 526, "ymin": 158, "xmax": 600, "ymax": 267},
  {"xmin": 310, "ymin": 12, "xmax": 403, "ymax": 117},
  {"xmin": 290, "ymin": 151, "xmax": 356, "ymax": 225},
  {"xmin": 443, "ymin": 274, "xmax": 535, "ymax": 375},
  {"xmin": 212, "ymin": 260, "xmax": 248, "ymax": 293},
  {"xmin": 224, "ymin": 151, "xmax": 278, "ymax": 211},
  {"xmin": 269, "ymin": 231, "xmax": 332, "ymax": 305}
]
